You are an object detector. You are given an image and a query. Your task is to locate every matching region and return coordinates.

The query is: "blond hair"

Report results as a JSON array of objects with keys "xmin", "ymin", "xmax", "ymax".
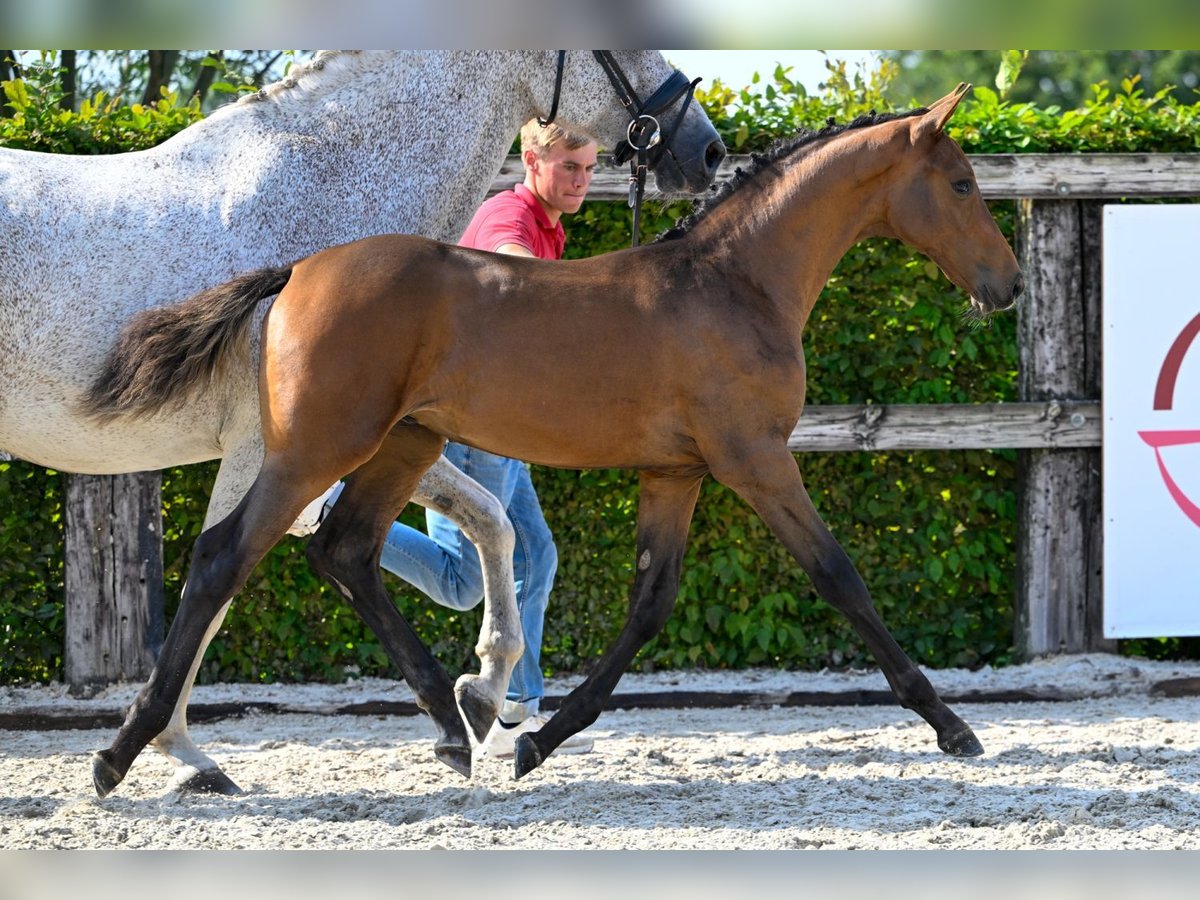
[{"xmin": 519, "ymin": 118, "xmax": 595, "ymax": 159}]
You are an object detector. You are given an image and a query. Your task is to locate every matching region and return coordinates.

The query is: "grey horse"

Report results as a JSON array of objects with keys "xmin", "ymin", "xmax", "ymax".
[{"xmin": 0, "ymin": 50, "xmax": 724, "ymax": 795}]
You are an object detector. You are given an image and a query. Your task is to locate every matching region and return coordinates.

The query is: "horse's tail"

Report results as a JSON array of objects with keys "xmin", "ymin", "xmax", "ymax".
[{"xmin": 83, "ymin": 265, "xmax": 294, "ymax": 422}]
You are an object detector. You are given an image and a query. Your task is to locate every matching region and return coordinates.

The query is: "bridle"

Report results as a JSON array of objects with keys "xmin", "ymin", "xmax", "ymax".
[{"xmin": 538, "ymin": 50, "xmax": 702, "ymax": 247}]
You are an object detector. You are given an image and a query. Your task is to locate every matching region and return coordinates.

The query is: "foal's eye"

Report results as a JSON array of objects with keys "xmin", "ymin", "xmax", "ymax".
[{"xmin": 952, "ymin": 179, "xmax": 973, "ymax": 196}]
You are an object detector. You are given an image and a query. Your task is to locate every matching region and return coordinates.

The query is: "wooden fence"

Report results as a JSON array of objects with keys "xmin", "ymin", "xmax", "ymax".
[{"xmin": 61, "ymin": 152, "xmax": 1200, "ymax": 689}]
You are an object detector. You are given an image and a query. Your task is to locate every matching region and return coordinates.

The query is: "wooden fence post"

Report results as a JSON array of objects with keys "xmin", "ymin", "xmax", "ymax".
[
  {"xmin": 1014, "ymin": 199, "xmax": 1113, "ymax": 658},
  {"xmin": 63, "ymin": 472, "xmax": 164, "ymax": 693}
]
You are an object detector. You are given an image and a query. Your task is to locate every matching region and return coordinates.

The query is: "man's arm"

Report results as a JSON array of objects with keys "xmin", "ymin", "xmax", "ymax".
[{"xmin": 494, "ymin": 243, "xmax": 536, "ymax": 258}]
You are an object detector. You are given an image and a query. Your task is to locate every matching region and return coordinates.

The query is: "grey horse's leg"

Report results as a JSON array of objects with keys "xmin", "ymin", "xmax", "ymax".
[
  {"xmin": 135, "ymin": 444, "xmax": 523, "ymax": 792},
  {"xmin": 408, "ymin": 455, "xmax": 522, "ymax": 743}
]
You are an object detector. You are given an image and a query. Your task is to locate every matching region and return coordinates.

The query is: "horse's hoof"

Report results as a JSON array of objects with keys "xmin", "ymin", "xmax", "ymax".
[
  {"xmin": 435, "ymin": 743, "xmax": 473, "ymax": 779},
  {"xmin": 454, "ymin": 675, "xmax": 501, "ymax": 744},
  {"xmin": 939, "ymin": 726, "xmax": 985, "ymax": 757},
  {"xmin": 176, "ymin": 767, "xmax": 243, "ymax": 796},
  {"xmin": 92, "ymin": 750, "xmax": 124, "ymax": 798},
  {"xmin": 513, "ymin": 733, "xmax": 543, "ymax": 780}
]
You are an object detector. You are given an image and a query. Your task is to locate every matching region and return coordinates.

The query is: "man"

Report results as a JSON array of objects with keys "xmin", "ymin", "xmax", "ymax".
[{"xmin": 293, "ymin": 118, "xmax": 598, "ymax": 758}]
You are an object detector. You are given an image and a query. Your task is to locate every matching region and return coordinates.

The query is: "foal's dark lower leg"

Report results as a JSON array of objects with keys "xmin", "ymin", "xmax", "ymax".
[
  {"xmin": 723, "ymin": 447, "xmax": 982, "ymax": 758},
  {"xmin": 513, "ymin": 472, "xmax": 702, "ymax": 778},
  {"xmin": 309, "ymin": 528, "xmax": 473, "ymax": 777},
  {"xmin": 806, "ymin": 543, "xmax": 983, "ymax": 756},
  {"xmin": 93, "ymin": 515, "xmax": 264, "ymax": 797},
  {"xmin": 305, "ymin": 428, "xmax": 474, "ymax": 777}
]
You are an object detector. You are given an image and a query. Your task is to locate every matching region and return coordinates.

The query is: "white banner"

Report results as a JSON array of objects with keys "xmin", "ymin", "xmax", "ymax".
[{"xmin": 1103, "ymin": 205, "xmax": 1200, "ymax": 637}]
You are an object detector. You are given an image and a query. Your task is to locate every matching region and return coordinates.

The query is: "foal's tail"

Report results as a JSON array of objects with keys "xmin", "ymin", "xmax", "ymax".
[{"xmin": 83, "ymin": 265, "xmax": 294, "ymax": 422}]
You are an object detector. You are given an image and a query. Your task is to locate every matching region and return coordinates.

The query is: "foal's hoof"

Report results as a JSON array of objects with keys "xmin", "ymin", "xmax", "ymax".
[
  {"xmin": 513, "ymin": 734, "xmax": 543, "ymax": 780},
  {"xmin": 435, "ymin": 742, "xmax": 473, "ymax": 779},
  {"xmin": 454, "ymin": 674, "xmax": 501, "ymax": 744},
  {"xmin": 92, "ymin": 751, "xmax": 124, "ymax": 798},
  {"xmin": 938, "ymin": 725, "xmax": 985, "ymax": 757},
  {"xmin": 175, "ymin": 767, "xmax": 243, "ymax": 796}
]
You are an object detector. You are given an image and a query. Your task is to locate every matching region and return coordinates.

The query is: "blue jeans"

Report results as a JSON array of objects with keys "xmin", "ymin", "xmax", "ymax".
[{"xmin": 375, "ymin": 443, "xmax": 556, "ymax": 722}]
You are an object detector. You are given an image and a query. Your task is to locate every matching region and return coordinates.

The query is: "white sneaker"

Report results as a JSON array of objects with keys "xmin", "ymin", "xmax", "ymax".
[
  {"xmin": 286, "ymin": 483, "xmax": 341, "ymax": 537},
  {"xmin": 478, "ymin": 712, "xmax": 594, "ymax": 759}
]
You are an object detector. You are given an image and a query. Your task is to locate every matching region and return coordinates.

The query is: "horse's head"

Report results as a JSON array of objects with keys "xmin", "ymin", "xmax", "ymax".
[
  {"xmin": 880, "ymin": 84, "xmax": 1023, "ymax": 316},
  {"xmin": 541, "ymin": 50, "xmax": 726, "ymax": 195}
]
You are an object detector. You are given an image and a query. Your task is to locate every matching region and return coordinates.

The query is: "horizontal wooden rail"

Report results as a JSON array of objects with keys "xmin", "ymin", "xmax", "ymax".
[
  {"xmin": 489, "ymin": 153, "xmax": 1200, "ymax": 201},
  {"xmin": 969, "ymin": 154, "xmax": 1200, "ymax": 199},
  {"xmin": 788, "ymin": 401, "xmax": 1100, "ymax": 452}
]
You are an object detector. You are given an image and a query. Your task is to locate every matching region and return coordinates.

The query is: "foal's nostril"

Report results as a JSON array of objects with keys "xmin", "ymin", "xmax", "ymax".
[
  {"xmin": 704, "ymin": 139, "xmax": 726, "ymax": 175},
  {"xmin": 1011, "ymin": 272, "xmax": 1025, "ymax": 302}
]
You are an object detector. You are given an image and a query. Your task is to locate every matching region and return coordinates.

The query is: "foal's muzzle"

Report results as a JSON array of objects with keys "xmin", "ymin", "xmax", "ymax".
[{"xmin": 971, "ymin": 271, "xmax": 1025, "ymax": 314}]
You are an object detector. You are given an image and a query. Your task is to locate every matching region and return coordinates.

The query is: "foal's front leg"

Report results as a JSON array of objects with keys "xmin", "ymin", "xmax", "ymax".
[
  {"xmin": 713, "ymin": 441, "xmax": 983, "ymax": 757},
  {"xmin": 513, "ymin": 471, "xmax": 704, "ymax": 778}
]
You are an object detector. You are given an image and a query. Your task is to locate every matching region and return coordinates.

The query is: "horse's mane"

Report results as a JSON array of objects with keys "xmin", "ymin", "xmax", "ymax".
[
  {"xmin": 655, "ymin": 107, "xmax": 928, "ymax": 242},
  {"xmin": 236, "ymin": 50, "xmax": 360, "ymax": 106}
]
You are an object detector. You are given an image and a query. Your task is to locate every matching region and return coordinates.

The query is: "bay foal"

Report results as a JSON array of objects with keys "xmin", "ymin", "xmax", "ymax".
[{"xmin": 87, "ymin": 85, "xmax": 1021, "ymax": 782}]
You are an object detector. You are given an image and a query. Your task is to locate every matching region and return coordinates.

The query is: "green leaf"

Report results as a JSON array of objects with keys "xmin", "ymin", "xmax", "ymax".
[
  {"xmin": 3, "ymin": 77, "xmax": 30, "ymax": 113},
  {"xmin": 972, "ymin": 85, "xmax": 1000, "ymax": 108},
  {"xmin": 995, "ymin": 50, "xmax": 1028, "ymax": 99},
  {"xmin": 734, "ymin": 121, "xmax": 749, "ymax": 149}
]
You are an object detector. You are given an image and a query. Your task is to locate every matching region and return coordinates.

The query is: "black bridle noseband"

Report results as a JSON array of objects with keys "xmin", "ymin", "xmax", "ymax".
[{"xmin": 538, "ymin": 50, "xmax": 702, "ymax": 247}]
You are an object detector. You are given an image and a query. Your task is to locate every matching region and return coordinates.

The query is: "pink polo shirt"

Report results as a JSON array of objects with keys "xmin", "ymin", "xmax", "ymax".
[{"xmin": 458, "ymin": 183, "xmax": 566, "ymax": 261}]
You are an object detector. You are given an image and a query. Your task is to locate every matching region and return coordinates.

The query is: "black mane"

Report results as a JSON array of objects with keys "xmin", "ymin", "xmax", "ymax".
[{"xmin": 655, "ymin": 107, "xmax": 927, "ymax": 242}]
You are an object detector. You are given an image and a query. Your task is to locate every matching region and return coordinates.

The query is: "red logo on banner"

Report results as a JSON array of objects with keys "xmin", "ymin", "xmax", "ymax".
[{"xmin": 1138, "ymin": 313, "xmax": 1200, "ymax": 527}]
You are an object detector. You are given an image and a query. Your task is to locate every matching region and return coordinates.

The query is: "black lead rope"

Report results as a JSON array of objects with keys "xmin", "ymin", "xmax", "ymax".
[
  {"xmin": 626, "ymin": 124, "xmax": 655, "ymax": 247},
  {"xmin": 537, "ymin": 51, "xmax": 566, "ymax": 128}
]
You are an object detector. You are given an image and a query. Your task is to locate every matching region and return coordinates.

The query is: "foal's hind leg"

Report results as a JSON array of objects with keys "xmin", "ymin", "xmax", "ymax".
[
  {"xmin": 712, "ymin": 442, "xmax": 983, "ymax": 758},
  {"xmin": 93, "ymin": 460, "xmax": 323, "ymax": 797},
  {"xmin": 305, "ymin": 427, "xmax": 504, "ymax": 777},
  {"xmin": 410, "ymin": 455, "xmax": 522, "ymax": 742},
  {"xmin": 146, "ymin": 433, "xmax": 264, "ymax": 796}
]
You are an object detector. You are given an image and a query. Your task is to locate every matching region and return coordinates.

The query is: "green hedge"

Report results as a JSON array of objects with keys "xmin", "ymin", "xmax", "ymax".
[{"xmin": 2, "ymin": 59, "xmax": 1197, "ymax": 683}]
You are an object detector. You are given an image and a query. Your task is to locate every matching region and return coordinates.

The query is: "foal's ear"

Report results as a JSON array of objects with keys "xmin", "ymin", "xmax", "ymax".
[{"xmin": 912, "ymin": 82, "xmax": 971, "ymax": 142}]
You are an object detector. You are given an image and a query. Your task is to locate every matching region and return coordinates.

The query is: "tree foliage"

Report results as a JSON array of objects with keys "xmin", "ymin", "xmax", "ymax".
[
  {"xmin": 3, "ymin": 50, "xmax": 292, "ymax": 115},
  {"xmin": 884, "ymin": 50, "xmax": 1200, "ymax": 109}
]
